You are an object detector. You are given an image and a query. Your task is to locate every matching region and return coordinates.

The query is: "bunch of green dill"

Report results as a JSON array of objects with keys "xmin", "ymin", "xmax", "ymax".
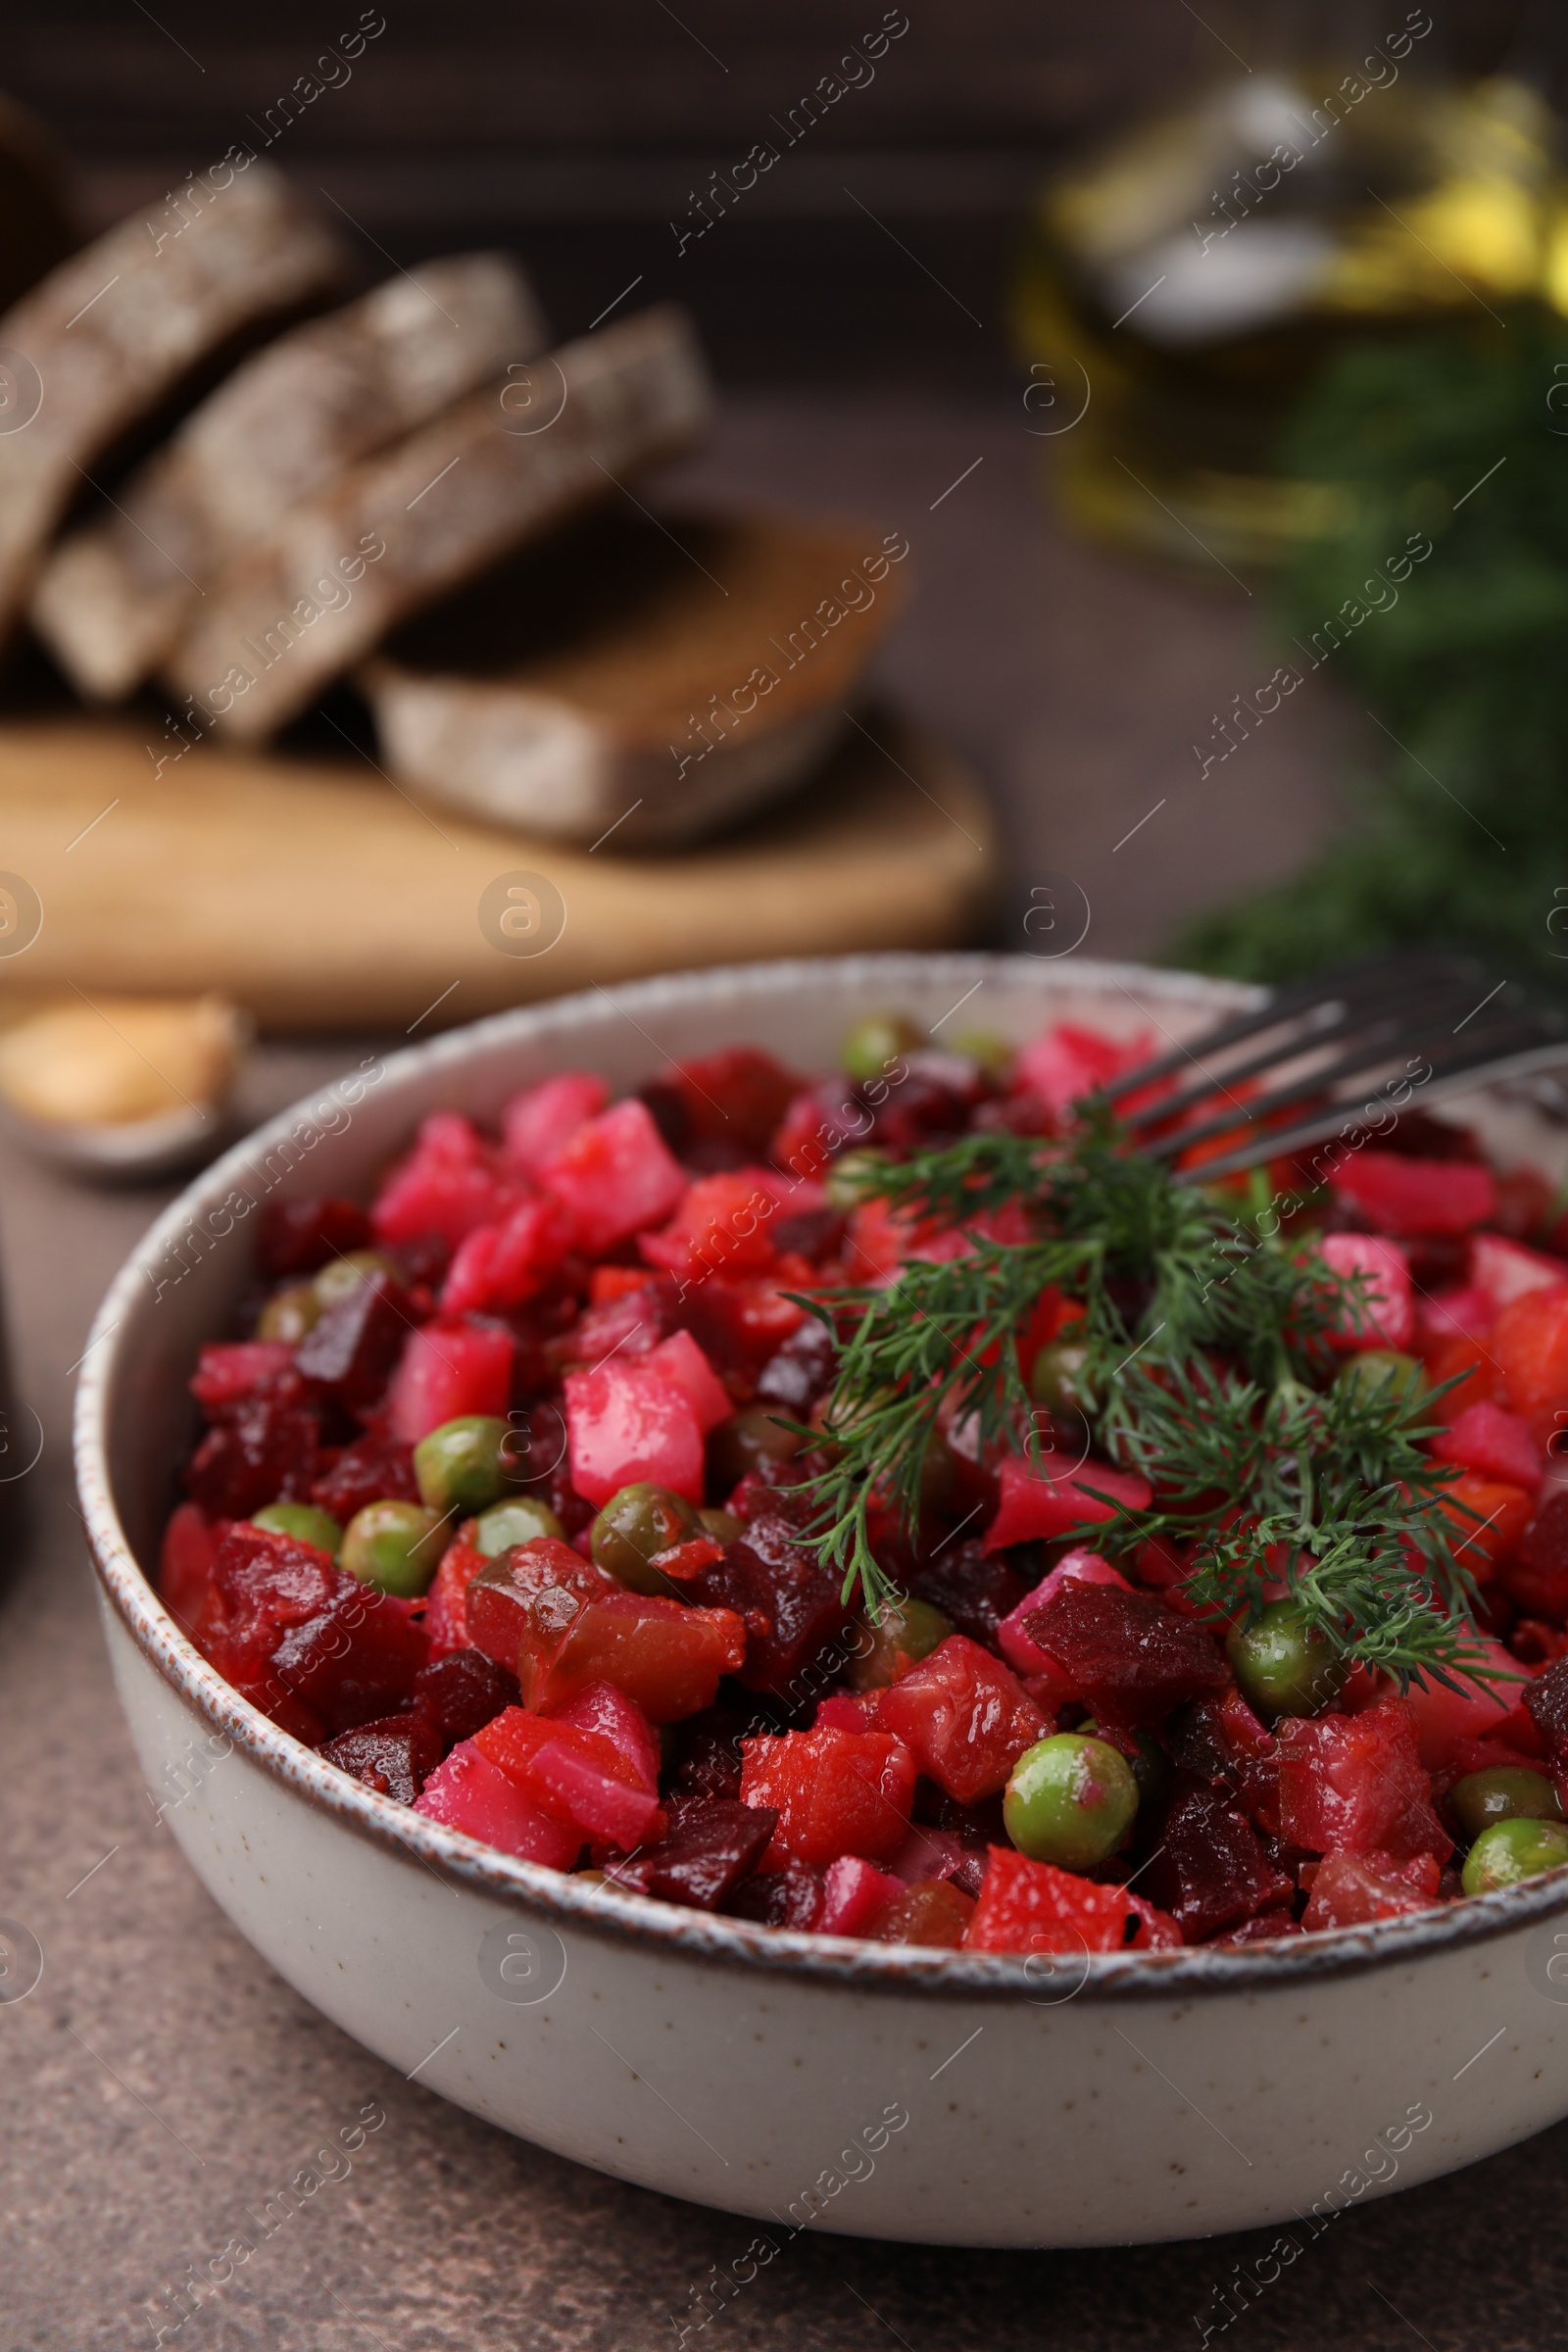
[{"xmin": 793, "ymin": 1127, "xmax": 1489, "ymax": 1690}]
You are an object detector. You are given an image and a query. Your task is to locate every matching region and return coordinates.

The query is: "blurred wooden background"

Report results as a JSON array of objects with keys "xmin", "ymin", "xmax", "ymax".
[{"xmin": 4, "ymin": 1, "xmax": 1530, "ymax": 383}]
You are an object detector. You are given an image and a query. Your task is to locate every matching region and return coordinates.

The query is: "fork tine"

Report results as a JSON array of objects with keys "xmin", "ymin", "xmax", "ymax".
[
  {"xmin": 1118, "ymin": 969, "xmax": 1487, "ymax": 1134},
  {"xmin": 1164, "ymin": 1023, "xmax": 1568, "ymax": 1183},
  {"xmin": 1099, "ymin": 951, "xmax": 1484, "ymax": 1105},
  {"xmin": 1143, "ymin": 1002, "xmax": 1565, "ymax": 1163}
]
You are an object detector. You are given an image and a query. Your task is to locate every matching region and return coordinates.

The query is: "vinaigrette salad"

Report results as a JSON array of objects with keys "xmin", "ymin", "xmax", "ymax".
[{"xmin": 158, "ymin": 1012, "xmax": 1568, "ymax": 1953}]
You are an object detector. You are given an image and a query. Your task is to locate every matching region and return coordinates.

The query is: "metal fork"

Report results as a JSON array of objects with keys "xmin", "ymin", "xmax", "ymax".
[{"xmin": 1101, "ymin": 952, "xmax": 1568, "ymax": 1183}]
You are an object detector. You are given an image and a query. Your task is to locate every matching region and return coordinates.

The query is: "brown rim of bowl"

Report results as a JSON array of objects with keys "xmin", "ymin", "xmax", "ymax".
[{"xmin": 72, "ymin": 953, "xmax": 1568, "ymax": 2004}]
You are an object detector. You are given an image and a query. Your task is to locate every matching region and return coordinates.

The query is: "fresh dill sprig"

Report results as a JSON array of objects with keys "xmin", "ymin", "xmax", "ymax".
[{"xmin": 798, "ymin": 1126, "xmax": 1494, "ymax": 1689}]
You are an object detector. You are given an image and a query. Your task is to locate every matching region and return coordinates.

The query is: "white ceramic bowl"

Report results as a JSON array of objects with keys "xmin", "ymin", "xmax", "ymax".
[{"xmin": 74, "ymin": 953, "xmax": 1568, "ymax": 2247}]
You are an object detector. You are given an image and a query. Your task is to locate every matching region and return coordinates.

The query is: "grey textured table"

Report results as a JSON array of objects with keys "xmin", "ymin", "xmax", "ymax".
[{"xmin": 4, "ymin": 396, "xmax": 1555, "ymax": 2352}]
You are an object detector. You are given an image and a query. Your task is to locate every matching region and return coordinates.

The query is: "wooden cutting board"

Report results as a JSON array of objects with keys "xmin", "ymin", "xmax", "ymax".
[{"xmin": 0, "ymin": 708, "xmax": 994, "ymax": 1030}]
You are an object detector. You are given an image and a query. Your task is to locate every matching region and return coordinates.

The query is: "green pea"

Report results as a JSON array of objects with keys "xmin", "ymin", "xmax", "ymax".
[
  {"xmin": 707, "ymin": 1403, "xmax": 806, "ymax": 1494},
  {"xmin": 1004, "ymin": 1733, "xmax": 1139, "ymax": 1868},
  {"xmin": 1225, "ymin": 1599, "xmax": 1348, "ymax": 1725},
  {"xmin": 256, "ymin": 1283, "xmax": 320, "ymax": 1344},
  {"xmin": 840, "ymin": 1013, "xmax": 924, "ymax": 1084},
  {"xmin": 848, "ymin": 1596, "xmax": 955, "ymax": 1692},
  {"xmin": 1462, "ymin": 1815, "xmax": 1568, "ymax": 1896},
  {"xmin": 1451, "ymin": 1767, "xmax": 1565, "ymax": 1842},
  {"xmin": 1029, "ymin": 1340, "xmax": 1090, "ymax": 1414},
  {"xmin": 1336, "ymin": 1349, "xmax": 1427, "ymax": 1408},
  {"xmin": 341, "ymin": 1499, "xmax": 447, "ymax": 1597},
  {"xmin": 314, "ymin": 1249, "xmax": 399, "ymax": 1305},
  {"xmin": 699, "ymin": 1508, "xmax": 744, "ymax": 1545},
  {"xmin": 823, "ymin": 1147, "xmax": 892, "ymax": 1209},
  {"xmin": 414, "ymin": 1415, "xmax": 511, "ymax": 1514},
  {"xmin": 473, "ymin": 1496, "xmax": 565, "ymax": 1557},
  {"xmin": 591, "ymin": 1482, "xmax": 705, "ymax": 1594},
  {"xmin": 948, "ymin": 1027, "xmax": 1013, "ymax": 1081},
  {"xmin": 250, "ymin": 1500, "xmax": 343, "ymax": 1558}
]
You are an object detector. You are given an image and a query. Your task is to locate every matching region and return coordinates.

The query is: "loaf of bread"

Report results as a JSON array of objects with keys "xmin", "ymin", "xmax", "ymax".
[
  {"xmin": 30, "ymin": 254, "xmax": 547, "ymax": 700},
  {"xmin": 164, "ymin": 304, "xmax": 712, "ymax": 742},
  {"xmin": 362, "ymin": 506, "xmax": 911, "ymax": 845},
  {"xmin": 0, "ymin": 162, "xmax": 348, "ymax": 647}
]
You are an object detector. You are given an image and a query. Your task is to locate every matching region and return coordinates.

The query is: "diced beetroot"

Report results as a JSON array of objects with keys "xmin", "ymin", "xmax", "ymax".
[
  {"xmin": 726, "ymin": 1858, "xmax": 824, "ymax": 1929},
  {"xmin": 1505, "ymin": 1493, "xmax": 1568, "ymax": 1621},
  {"xmin": 887, "ymin": 1822, "xmax": 981, "ymax": 1892},
  {"xmin": 465, "ymin": 1538, "xmax": 611, "ymax": 1667},
  {"xmin": 1219, "ymin": 1909, "xmax": 1303, "ymax": 1945},
  {"xmin": 997, "ymin": 1550, "xmax": 1129, "ymax": 1678},
  {"xmin": 528, "ymin": 1741, "xmax": 663, "ymax": 1847},
  {"xmin": 387, "ymin": 1320, "xmax": 514, "ymax": 1446},
  {"xmin": 1471, "ymin": 1231, "xmax": 1567, "ymax": 1312},
  {"xmin": 321, "ymin": 1713, "xmax": 443, "ymax": 1804},
  {"xmin": 269, "ymin": 1583, "xmax": 429, "ymax": 1734},
  {"xmin": 295, "ymin": 1271, "xmax": 412, "ymax": 1415},
  {"xmin": 1402, "ymin": 1639, "xmax": 1524, "ymax": 1765},
  {"xmin": 1493, "ymin": 1282, "xmax": 1568, "ymax": 1446},
  {"xmin": 685, "ymin": 1531, "xmax": 851, "ymax": 1700},
  {"xmin": 1443, "ymin": 1473, "xmax": 1534, "ymax": 1578},
  {"xmin": 817, "ymin": 1853, "xmax": 906, "ymax": 1936},
  {"xmin": 190, "ymin": 1342, "xmax": 295, "ymax": 1411},
  {"xmin": 422, "ymin": 1534, "xmax": 490, "ymax": 1655},
  {"xmin": 547, "ymin": 1680, "xmax": 662, "ymax": 1794},
  {"xmin": 1317, "ymin": 1232, "xmax": 1414, "ymax": 1350},
  {"xmin": 661, "ymin": 1046, "xmax": 803, "ymax": 1158},
  {"xmin": 540, "ymin": 1097, "xmax": 687, "ymax": 1256},
  {"xmin": 159, "ymin": 1500, "xmax": 220, "ymax": 1635},
  {"xmin": 195, "ymin": 1522, "xmax": 339, "ymax": 1684},
  {"xmin": 645, "ymin": 1329, "xmax": 733, "ymax": 1433},
  {"xmin": 1525, "ymin": 1654, "xmax": 1568, "ymax": 1766},
  {"xmin": 1417, "ymin": 1286, "xmax": 1495, "ymax": 1349},
  {"xmin": 310, "ymin": 1421, "xmax": 420, "ymax": 1523},
  {"xmin": 411, "ymin": 1644, "xmax": 517, "ymax": 1747},
  {"xmin": 1142, "ymin": 1776, "xmax": 1294, "ymax": 1940},
  {"xmin": 1021, "ymin": 1582, "xmax": 1229, "ymax": 1731},
  {"xmin": 1330, "ymin": 1151, "xmax": 1496, "ymax": 1236},
  {"xmin": 412, "ymin": 1739, "xmax": 579, "ymax": 1865},
  {"xmin": 1432, "ymin": 1400, "xmax": 1543, "ymax": 1492},
  {"xmin": 678, "ymin": 1270, "xmax": 808, "ymax": 1378},
  {"xmin": 256, "ymin": 1196, "xmax": 372, "ymax": 1279},
  {"xmin": 963, "ymin": 1846, "xmax": 1147, "ymax": 1954},
  {"xmin": 1301, "ymin": 1850, "xmax": 1443, "ymax": 1931},
  {"xmin": 555, "ymin": 1276, "xmax": 676, "ymax": 1372},
  {"xmin": 1277, "ymin": 1695, "xmax": 1452, "ymax": 1863},
  {"xmin": 473, "ymin": 1704, "xmax": 663, "ymax": 1847},
  {"xmin": 639, "ymin": 1169, "xmax": 781, "ymax": 1276},
  {"xmin": 740, "ymin": 1725, "xmax": 917, "ymax": 1867},
  {"xmin": 1126, "ymin": 1892, "xmax": 1185, "ymax": 1948},
  {"xmin": 439, "ymin": 1193, "xmax": 573, "ymax": 1316},
  {"xmin": 874, "ymin": 1636, "xmax": 1047, "ymax": 1803},
  {"xmin": 501, "ymin": 1071, "xmax": 609, "ymax": 1176},
  {"xmin": 603, "ymin": 1795, "xmax": 778, "ymax": 1909},
  {"xmin": 371, "ymin": 1110, "xmax": 519, "ymax": 1250},
  {"xmin": 184, "ymin": 1386, "xmax": 320, "ymax": 1519},
  {"xmin": 564, "ymin": 1355, "xmax": 705, "ymax": 1507},
  {"xmin": 1013, "ymin": 1022, "xmax": 1155, "ymax": 1118},
  {"xmin": 982, "ymin": 1455, "xmax": 1152, "ymax": 1553},
  {"xmin": 906, "ymin": 1540, "xmax": 1027, "ymax": 1649},
  {"xmin": 518, "ymin": 1587, "xmax": 748, "ymax": 1722},
  {"xmin": 866, "ymin": 1879, "xmax": 976, "ymax": 1947},
  {"xmin": 816, "ymin": 1691, "xmax": 879, "ymax": 1732}
]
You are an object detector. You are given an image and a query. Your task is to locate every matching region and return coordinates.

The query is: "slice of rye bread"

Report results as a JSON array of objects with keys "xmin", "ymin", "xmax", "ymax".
[
  {"xmin": 30, "ymin": 254, "xmax": 548, "ymax": 702},
  {"xmin": 0, "ymin": 163, "xmax": 348, "ymax": 648},
  {"xmin": 164, "ymin": 304, "xmax": 712, "ymax": 744},
  {"xmin": 360, "ymin": 505, "xmax": 911, "ymax": 847}
]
